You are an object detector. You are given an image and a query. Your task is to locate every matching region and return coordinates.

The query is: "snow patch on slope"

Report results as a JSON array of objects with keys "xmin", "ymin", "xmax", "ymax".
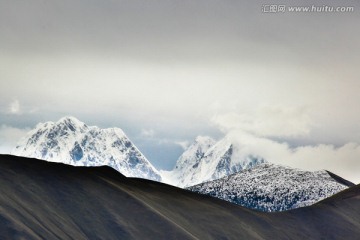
[{"xmin": 187, "ymin": 163, "xmax": 348, "ymax": 212}]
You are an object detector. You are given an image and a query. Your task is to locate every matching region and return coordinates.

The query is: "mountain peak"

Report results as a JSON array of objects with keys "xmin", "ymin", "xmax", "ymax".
[
  {"xmin": 164, "ymin": 134, "xmax": 265, "ymax": 187},
  {"xmin": 102, "ymin": 127, "xmax": 126, "ymax": 139},
  {"xmin": 12, "ymin": 117, "xmax": 161, "ymax": 181},
  {"xmin": 56, "ymin": 116, "xmax": 87, "ymax": 129}
]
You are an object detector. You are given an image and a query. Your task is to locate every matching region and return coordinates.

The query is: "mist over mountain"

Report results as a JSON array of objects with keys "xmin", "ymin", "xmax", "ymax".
[
  {"xmin": 161, "ymin": 135, "xmax": 266, "ymax": 187},
  {"xmin": 11, "ymin": 116, "xmax": 356, "ymax": 213},
  {"xmin": 163, "ymin": 135, "xmax": 354, "ymax": 212},
  {"xmin": 12, "ymin": 116, "xmax": 161, "ymax": 181}
]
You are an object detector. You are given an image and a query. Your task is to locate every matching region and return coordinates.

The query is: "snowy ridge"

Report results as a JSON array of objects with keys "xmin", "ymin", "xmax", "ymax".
[
  {"xmin": 187, "ymin": 163, "xmax": 348, "ymax": 212},
  {"xmin": 12, "ymin": 117, "xmax": 161, "ymax": 181},
  {"xmin": 162, "ymin": 134, "xmax": 266, "ymax": 187}
]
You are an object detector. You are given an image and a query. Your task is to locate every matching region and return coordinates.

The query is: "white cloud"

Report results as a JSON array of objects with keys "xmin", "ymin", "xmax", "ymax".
[
  {"xmin": 8, "ymin": 99, "xmax": 21, "ymax": 115},
  {"xmin": 0, "ymin": 125, "xmax": 29, "ymax": 154},
  {"xmin": 289, "ymin": 143, "xmax": 360, "ymax": 184},
  {"xmin": 211, "ymin": 105, "xmax": 312, "ymax": 138},
  {"xmin": 175, "ymin": 141, "xmax": 190, "ymax": 150},
  {"xmin": 224, "ymin": 130, "xmax": 360, "ymax": 184},
  {"xmin": 140, "ymin": 129, "xmax": 155, "ymax": 138}
]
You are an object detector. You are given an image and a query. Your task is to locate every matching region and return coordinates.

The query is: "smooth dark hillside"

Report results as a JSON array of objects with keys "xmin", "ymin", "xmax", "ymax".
[{"xmin": 0, "ymin": 154, "xmax": 359, "ymax": 240}]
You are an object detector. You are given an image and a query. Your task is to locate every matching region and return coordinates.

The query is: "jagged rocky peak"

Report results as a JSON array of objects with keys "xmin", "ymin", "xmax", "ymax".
[
  {"xmin": 12, "ymin": 116, "xmax": 161, "ymax": 181},
  {"xmin": 56, "ymin": 116, "xmax": 88, "ymax": 131}
]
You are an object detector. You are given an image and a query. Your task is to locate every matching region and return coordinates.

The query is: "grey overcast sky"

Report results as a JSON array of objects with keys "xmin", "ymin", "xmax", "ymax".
[{"xmin": 1, "ymin": 0, "xmax": 360, "ymax": 182}]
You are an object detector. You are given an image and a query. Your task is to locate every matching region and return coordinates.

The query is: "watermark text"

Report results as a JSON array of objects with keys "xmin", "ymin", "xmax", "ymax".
[{"xmin": 262, "ymin": 5, "xmax": 354, "ymax": 13}]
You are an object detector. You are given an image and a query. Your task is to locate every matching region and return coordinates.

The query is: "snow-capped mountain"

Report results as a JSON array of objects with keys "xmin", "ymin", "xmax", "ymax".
[
  {"xmin": 187, "ymin": 163, "xmax": 350, "ymax": 212},
  {"xmin": 161, "ymin": 136, "xmax": 216, "ymax": 186},
  {"xmin": 161, "ymin": 134, "xmax": 266, "ymax": 187},
  {"xmin": 12, "ymin": 117, "xmax": 161, "ymax": 181}
]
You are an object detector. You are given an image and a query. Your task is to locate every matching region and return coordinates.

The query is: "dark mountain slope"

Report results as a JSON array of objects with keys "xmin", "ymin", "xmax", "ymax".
[
  {"xmin": 0, "ymin": 154, "xmax": 359, "ymax": 240},
  {"xmin": 326, "ymin": 170, "xmax": 355, "ymax": 187}
]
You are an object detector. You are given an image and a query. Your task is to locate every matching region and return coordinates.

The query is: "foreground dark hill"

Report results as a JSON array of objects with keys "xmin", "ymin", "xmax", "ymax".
[{"xmin": 0, "ymin": 155, "xmax": 359, "ymax": 239}]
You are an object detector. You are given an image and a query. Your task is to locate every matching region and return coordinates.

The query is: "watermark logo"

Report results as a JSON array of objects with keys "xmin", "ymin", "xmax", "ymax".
[{"xmin": 262, "ymin": 4, "xmax": 354, "ymax": 13}]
